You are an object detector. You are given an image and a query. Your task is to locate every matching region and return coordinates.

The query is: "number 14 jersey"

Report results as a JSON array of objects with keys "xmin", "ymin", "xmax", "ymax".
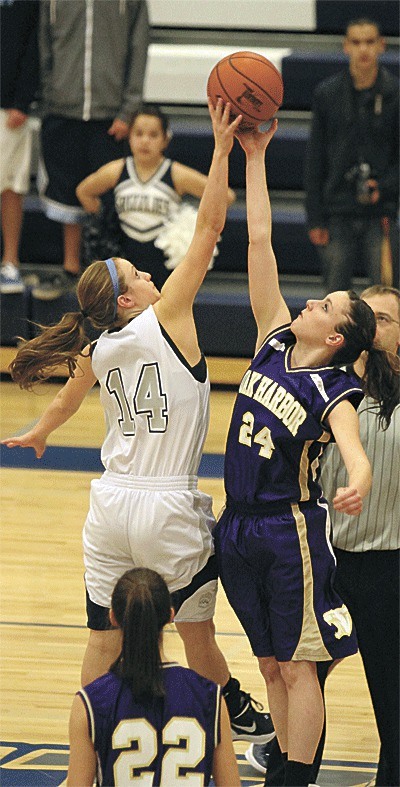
[{"xmin": 91, "ymin": 306, "xmax": 210, "ymax": 477}]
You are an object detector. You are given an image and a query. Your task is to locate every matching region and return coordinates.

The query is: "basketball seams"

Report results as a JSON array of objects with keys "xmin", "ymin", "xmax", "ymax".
[
  {"xmin": 226, "ymin": 59, "xmax": 281, "ymax": 106},
  {"xmin": 214, "ymin": 62, "xmax": 279, "ymax": 122},
  {"xmin": 207, "ymin": 50, "xmax": 284, "ymax": 126}
]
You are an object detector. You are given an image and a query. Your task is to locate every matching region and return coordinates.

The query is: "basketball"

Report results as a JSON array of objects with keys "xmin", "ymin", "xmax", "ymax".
[{"xmin": 207, "ymin": 51, "xmax": 284, "ymax": 130}]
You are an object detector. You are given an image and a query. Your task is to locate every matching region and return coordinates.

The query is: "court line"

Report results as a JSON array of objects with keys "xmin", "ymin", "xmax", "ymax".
[
  {"xmin": 0, "ymin": 620, "xmax": 246, "ymax": 637},
  {"xmin": 0, "ymin": 445, "xmax": 224, "ymax": 477}
]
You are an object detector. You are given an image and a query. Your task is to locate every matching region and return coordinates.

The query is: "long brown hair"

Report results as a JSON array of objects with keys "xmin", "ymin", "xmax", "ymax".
[
  {"xmin": 9, "ymin": 259, "xmax": 127, "ymax": 390},
  {"xmin": 110, "ymin": 568, "xmax": 172, "ymax": 699}
]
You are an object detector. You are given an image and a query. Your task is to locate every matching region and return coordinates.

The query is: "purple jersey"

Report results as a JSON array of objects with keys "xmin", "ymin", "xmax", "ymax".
[
  {"xmin": 78, "ymin": 663, "xmax": 221, "ymax": 786},
  {"xmin": 224, "ymin": 325, "xmax": 363, "ymax": 506}
]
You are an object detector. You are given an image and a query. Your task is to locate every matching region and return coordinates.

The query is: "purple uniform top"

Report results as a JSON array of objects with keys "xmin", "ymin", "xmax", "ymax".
[
  {"xmin": 78, "ymin": 663, "xmax": 221, "ymax": 786},
  {"xmin": 224, "ymin": 325, "xmax": 363, "ymax": 507}
]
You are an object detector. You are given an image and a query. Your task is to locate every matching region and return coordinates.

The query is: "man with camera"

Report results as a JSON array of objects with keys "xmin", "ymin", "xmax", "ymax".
[{"xmin": 305, "ymin": 18, "xmax": 399, "ymax": 292}]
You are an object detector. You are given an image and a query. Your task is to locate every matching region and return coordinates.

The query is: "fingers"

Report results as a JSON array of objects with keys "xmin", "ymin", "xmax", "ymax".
[
  {"xmin": 333, "ymin": 487, "xmax": 363, "ymax": 516},
  {"xmin": 1, "ymin": 438, "xmax": 22, "ymax": 448},
  {"xmin": 1, "ymin": 437, "xmax": 44, "ymax": 459},
  {"xmin": 208, "ymin": 98, "xmax": 242, "ymax": 127}
]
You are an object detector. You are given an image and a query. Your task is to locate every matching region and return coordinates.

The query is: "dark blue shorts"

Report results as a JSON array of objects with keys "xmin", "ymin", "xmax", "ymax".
[{"xmin": 214, "ymin": 499, "xmax": 358, "ymax": 662}]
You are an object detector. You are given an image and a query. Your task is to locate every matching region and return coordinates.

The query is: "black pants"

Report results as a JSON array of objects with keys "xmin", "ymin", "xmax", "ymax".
[{"xmin": 334, "ymin": 548, "xmax": 400, "ymax": 787}]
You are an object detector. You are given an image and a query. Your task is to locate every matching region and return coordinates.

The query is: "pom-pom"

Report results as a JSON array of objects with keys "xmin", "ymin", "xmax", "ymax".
[{"xmin": 155, "ymin": 203, "xmax": 219, "ymax": 270}]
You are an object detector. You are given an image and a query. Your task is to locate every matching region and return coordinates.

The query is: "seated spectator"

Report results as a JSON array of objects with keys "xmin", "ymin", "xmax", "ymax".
[{"xmin": 76, "ymin": 105, "xmax": 236, "ymax": 291}]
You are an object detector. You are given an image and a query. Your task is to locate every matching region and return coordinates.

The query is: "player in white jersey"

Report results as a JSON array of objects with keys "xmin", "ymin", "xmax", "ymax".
[
  {"xmin": 3, "ymin": 99, "xmax": 275, "ymax": 744},
  {"xmin": 76, "ymin": 105, "xmax": 236, "ymax": 290}
]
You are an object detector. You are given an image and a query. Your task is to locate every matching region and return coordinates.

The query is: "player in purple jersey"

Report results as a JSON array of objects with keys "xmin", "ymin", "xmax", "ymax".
[
  {"xmin": 213, "ymin": 120, "xmax": 395, "ymax": 787},
  {"xmin": 67, "ymin": 567, "xmax": 240, "ymax": 786}
]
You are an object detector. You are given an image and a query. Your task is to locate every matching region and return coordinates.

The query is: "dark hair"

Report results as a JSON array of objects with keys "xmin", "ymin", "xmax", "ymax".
[
  {"xmin": 333, "ymin": 291, "xmax": 399, "ymax": 428},
  {"xmin": 130, "ymin": 104, "xmax": 170, "ymax": 136},
  {"xmin": 346, "ymin": 18, "xmax": 382, "ymax": 37},
  {"xmin": 9, "ymin": 259, "xmax": 128, "ymax": 390},
  {"xmin": 361, "ymin": 285, "xmax": 400, "ymax": 426},
  {"xmin": 110, "ymin": 568, "xmax": 172, "ymax": 699}
]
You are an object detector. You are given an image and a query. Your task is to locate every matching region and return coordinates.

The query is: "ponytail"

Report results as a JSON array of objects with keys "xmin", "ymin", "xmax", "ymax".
[
  {"xmin": 110, "ymin": 568, "xmax": 171, "ymax": 699},
  {"xmin": 9, "ymin": 259, "xmax": 127, "ymax": 390},
  {"xmin": 362, "ymin": 345, "xmax": 400, "ymax": 429},
  {"xmin": 332, "ymin": 291, "xmax": 399, "ymax": 429},
  {"xmin": 10, "ymin": 311, "xmax": 90, "ymax": 390}
]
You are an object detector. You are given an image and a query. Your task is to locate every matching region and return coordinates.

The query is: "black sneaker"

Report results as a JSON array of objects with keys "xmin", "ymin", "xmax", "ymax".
[
  {"xmin": 245, "ymin": 741, "xmax": 273, "ymax": 774},
  {"xmin": 230, "ymin": 691, "xmax": 276, "ymax": 743},
  {"xmin": 32, "ymin": 270, "xmax": 80, "ymax": 301}
]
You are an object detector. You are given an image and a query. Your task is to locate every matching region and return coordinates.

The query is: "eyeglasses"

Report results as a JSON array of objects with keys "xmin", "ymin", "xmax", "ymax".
[{"xmin": 375, "ymin": 313, "xmax": 400, "ymax": 325}]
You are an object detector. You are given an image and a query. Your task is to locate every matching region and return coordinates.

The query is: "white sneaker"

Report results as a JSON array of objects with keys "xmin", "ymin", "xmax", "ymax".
[
  {"xmin": 244, "ymin": 742, "xmax": 272, "ymax": 774},
  {"xmin": 0, "ymin": 262, "xmax": 25, "ymax": 294}
]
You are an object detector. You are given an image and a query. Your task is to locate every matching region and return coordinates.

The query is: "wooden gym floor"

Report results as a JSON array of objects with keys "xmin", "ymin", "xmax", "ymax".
[{"xmin": 0, "ymin": 361, "xmax": 380, "ymax": 786}]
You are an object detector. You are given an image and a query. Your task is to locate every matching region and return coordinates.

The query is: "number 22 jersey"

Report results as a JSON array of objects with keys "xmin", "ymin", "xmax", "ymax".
[
  {"xmin": 79, "ymin": 663, "xmax": 221, "ymax": 786},
  {"xmin": 224, "ymin": 325, "xmax": 363, "ymax": 507}
]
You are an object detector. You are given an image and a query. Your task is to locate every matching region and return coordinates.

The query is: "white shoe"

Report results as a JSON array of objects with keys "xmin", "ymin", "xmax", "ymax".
[{"xmin": 0, "ymin": 262, "xmax": 25, "ymax": 294}]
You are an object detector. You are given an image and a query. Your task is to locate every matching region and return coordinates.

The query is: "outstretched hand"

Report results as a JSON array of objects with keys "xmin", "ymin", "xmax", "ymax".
[
  {"xmin": 208, "ymin": 98, "xmax": 243, "ymax": 155},
  {"xmin": 1, "ymin": 431, "xmax": 47, "ymax": 459},
  {"xmin": 235, "ymin": 117, "xmax": 278, "ymax": 155}
]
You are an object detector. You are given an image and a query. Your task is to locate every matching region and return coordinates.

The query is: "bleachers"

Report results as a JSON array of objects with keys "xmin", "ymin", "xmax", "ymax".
[{"xmin": 2, "ymin": 1, "xmax": 398, "ymax": 356}]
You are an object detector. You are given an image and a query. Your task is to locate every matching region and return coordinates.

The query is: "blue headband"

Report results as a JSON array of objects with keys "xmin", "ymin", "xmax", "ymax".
[{"xmin": 105, "ymin": 258, "xmax": 120, "ymax": 318}]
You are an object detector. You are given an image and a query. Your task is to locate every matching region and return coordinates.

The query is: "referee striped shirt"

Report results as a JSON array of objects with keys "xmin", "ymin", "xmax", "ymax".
[{"xmin": 320, "ymin": 397, "xmax": 400, "ymax": 551}]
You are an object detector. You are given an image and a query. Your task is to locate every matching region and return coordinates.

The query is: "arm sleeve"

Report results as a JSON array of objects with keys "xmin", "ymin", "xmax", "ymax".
[
  {"xmin": 304, "ymin": 87, "xmax": 328, "ymax": 228},
  {"xmin": 118, "ymin": 0, "xmax": 150, "ymax": 123},
  {"xmin": 38, "ymin": 0, "xmax": 53, "ymax": 112},
  {"xmin": 13, "ymin": 1, "xmax": 40, "ymax": 113}
]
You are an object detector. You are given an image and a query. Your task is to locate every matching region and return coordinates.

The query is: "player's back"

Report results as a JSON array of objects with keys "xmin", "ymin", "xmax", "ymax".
[{"xmin": 79, "ymin": 663, "xmax": 221, "ymax": 786}]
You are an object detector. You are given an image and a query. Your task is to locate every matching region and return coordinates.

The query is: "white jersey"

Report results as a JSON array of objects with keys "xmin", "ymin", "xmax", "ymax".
[
  {"xmin": 114, "ymin": 156, "xmax": 180, "ymax": 243},
  {"xmin": 86, "ymin": 306, "xmax": 215, "ymax": 611},
  {"xmin": 91, "ymin": 306, "xmax": 210, "ymax": 477}
]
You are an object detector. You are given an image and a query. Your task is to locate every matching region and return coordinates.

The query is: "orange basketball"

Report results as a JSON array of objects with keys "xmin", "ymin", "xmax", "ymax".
[{"xmin": 207, "ymin": 51, "xmax": 284, "ymax": 130}]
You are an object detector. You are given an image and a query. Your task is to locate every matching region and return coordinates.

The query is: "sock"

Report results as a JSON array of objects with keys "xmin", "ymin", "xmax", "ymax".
[
  {"xmin": 284, "ymin": 760, "xmax": 312, "ymax": 787},
  {"xmin": 264, "ymin": 742, "xmax": 287, "ymax": 786},
  {"xmin": 221, "ymin": 675, "xmax": 242, "ymax": 717}
]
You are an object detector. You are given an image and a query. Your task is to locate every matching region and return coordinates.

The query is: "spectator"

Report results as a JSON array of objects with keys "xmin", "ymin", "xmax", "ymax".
[
  {"xmin": 33, "ymin": 0, "xmax": 149, "ymax": 301},
  {"xmin": 76, "ymin": 105, "xmax": 236, "ymax": 291},
  {"xmin": 305, "ymin": 18, "xmax": 399, "ymax": 293},
  {"xmin": 0, "ymin": 0, "xmax": 40, "ymax": 294}
]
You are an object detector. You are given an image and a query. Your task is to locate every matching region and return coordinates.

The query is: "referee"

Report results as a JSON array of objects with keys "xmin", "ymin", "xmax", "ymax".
[{"xmin": 321, "ymin": 284, "xmax": 400, "ymax": 787}]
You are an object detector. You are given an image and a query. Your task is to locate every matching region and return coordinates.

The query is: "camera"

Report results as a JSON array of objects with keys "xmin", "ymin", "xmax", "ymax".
[
  {"xmin": 345, "ymin": 162, "xmax": 374, "ymax": 204},
  {"xmin": 356, "ymin": 163, "xmax": 373, "ymax": 204}
]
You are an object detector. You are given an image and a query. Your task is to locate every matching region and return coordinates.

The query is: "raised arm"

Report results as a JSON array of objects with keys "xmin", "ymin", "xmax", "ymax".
[
  {"xmin": 327, "ymin": 400, "xmax": 372, "ymax": 515},
  {"xmin": 76, "ymin": 159, "xmax": 125, "ymax": 214},
  {"xmin": 1, "ymin": 353, "xmax": 96, "ymax": 458},
  {"xmin": 155, "ymin": 99, "xmax": 241, "ymax": 325},
  {"xmin": 237, "ymin": 123, "xmax": 290, "ymax": 351}
]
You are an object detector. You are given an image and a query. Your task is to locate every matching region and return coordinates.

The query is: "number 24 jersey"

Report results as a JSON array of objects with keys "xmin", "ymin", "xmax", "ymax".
[{"xmin": 224, "ymin": 325, "xmax": 363, "ymax": 507}]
